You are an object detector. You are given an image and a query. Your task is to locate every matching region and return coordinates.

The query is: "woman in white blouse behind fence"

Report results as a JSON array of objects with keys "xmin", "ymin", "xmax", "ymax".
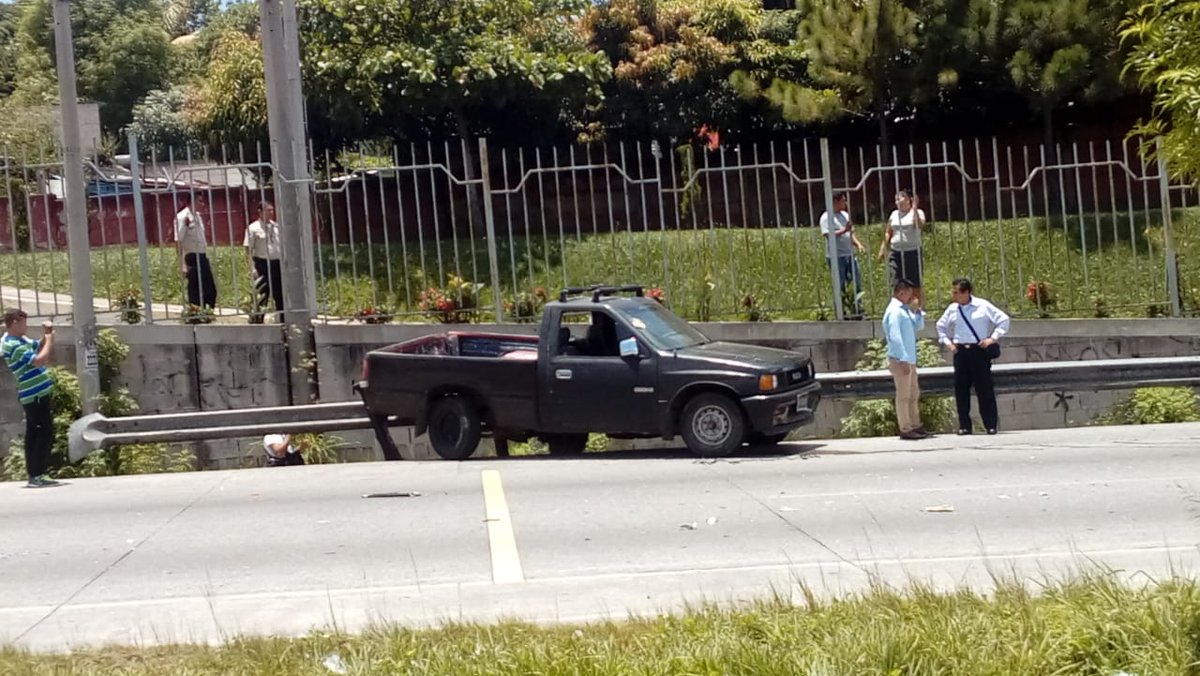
[{"xmin": 935, "ymin": 278, "xmax": 1011, "ymax": 435}]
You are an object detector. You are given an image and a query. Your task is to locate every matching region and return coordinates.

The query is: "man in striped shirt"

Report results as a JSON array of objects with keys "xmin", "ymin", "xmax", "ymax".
[{"xmin": 2, "ymin": 308, "xmax": 59, "ymax": 488}]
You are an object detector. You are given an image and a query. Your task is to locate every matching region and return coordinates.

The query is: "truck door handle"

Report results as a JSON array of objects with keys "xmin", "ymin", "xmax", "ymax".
[{"xmin": 555, "ymin": 369, "xmax": 573, "ymax": 380}]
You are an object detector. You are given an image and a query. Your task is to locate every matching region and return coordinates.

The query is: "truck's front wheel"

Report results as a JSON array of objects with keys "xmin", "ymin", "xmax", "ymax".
[
  {"xmin": 680, "ymin": 393, "xmax": 745, "ymax": 457},
  {"xmin": 427, "ymin": 396, "xmax": 482, "ymax": 460}
]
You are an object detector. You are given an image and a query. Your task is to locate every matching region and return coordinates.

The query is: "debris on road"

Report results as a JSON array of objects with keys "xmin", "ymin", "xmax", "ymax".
[
  {"xmin": 362, "ymin": 491, "xmax": 422, "ymax": 499},
  {"xmin": 923, "ymin": 504, "xmax": 955, "ymax": 513},
  {"xmin": 706, "ymin": 517, "xmax": 719, "ymax": 526},
  {"xmin": 680, "ymin": 522, "xmax": 698, "ymax": 530}
]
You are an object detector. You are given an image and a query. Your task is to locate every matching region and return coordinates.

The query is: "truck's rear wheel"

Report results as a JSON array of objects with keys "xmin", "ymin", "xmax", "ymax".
[
  {"xmin": 680, "ymin": 393, "xmax": 745, "ymax": 457},
  {"xmin": 544, "ymin": 433, "xmax": 588, "ymax": 456},
  {"xmin": 427, "ymin": 397, "xmax": 481, "ymax": 460}
]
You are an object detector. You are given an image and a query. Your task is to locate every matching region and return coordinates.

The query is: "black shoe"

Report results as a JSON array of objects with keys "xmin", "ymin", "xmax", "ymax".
[
  {"xmin": 913, "ymin": 426, "xmax": 932, "ymax": 438},
  {"xmin": 956, "ymin": 428, "xmax": 971, "ymax": 435},
  {"xmin": 899, "ymin": 430, "xmax": 925, "ymax": 440},
  {"xmin": 986, "ymin": 428, "xmax": 998, "ymax": 435}
]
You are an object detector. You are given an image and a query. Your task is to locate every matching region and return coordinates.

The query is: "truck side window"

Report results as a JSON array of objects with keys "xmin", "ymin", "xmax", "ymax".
[
  {"xmin": 584, "ymin": 312, "xmax": 619, "ymax": 357},
  {"xmin": 556, "ymin": 311, "xmax": 619, "ymax": 357}
]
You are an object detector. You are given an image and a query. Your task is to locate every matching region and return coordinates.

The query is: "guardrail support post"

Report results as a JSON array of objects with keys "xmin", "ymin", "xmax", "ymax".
[
  {"xmin": 1156, "ymin": 137, "xmax": 1183, "ymax": 317},
  {"xmin": 478, "ymin": 138, "xmax": 505, "ymax": 322},
  {"xmin": 819, "ymin": 138, "xmax": 845, "ymax": 321}
]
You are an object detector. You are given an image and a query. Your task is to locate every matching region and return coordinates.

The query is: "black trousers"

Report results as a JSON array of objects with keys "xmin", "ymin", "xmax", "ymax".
[
  {"xmin": 22, "ymin": 395, "xmax": 53, "ymax": 478},
  {"xmin": 953, "ymin": 345, "xmax": 998, "ymax": 431},
  {"xmin": 253, "ymin": 257, "xmax": 284, "ymax": 313},
  {"xmin": 185, "ymin": 252, "xmax": 218, "ymax": 308}
]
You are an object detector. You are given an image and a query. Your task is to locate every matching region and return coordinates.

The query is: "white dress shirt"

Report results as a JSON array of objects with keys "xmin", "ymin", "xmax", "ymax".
[
  {"xmin": 936, "ymin": 296, "xmax": 1011, "ymax": 345},
  {"xmin": 244, "ymin": 219, "xmax": 281, "ymax": 259},
  {"xmin": 175, "ymin": 208, "xmax": 208, "ymax": 255}
]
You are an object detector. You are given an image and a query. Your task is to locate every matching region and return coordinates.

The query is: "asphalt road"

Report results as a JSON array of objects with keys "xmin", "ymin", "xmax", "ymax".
[{"xmin": 2, "ymin": 423, "xmax": 1198, "ymax": 652}]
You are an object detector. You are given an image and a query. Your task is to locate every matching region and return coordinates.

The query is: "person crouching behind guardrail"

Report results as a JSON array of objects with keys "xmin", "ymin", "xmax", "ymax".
[
  {"xmin": 882, "ymin": 279, "xmax": 930, "ymax": 440},
  {"xmin": 1, "ymin": 309, "xmax": 60, "ymax": 487},
  {"xmin": 935, "ymin": 277, "xmax": 1011, "ymax": 435},
  {"xmin": 263, "ymin": 433, "xmax": 305, "ymax": 467}
]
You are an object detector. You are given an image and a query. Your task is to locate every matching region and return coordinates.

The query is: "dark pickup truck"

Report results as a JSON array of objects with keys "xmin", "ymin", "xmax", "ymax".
[{"xmin": 354, "ymin": 285, "xmax": 821, "ymax": 459}]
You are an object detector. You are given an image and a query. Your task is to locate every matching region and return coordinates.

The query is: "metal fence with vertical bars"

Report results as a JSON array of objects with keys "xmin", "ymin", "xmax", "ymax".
[{"xmin": 0, "ymin": 133, "xmax": 1194, "ymax": 325}]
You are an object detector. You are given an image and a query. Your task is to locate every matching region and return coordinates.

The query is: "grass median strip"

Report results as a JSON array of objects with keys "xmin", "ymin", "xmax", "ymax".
[{"xmin": 2, "ymin": 573, "xmax": 1198, "ymax": 674}]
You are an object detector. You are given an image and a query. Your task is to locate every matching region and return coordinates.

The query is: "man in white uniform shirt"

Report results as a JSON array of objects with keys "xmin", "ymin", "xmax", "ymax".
[
  {"xmin": 935, "ymin": 277, "xmax": 1011, "ymax": 435},
  {"xmin": 175, "ymin": 194, "xmax": 217, "ymax": 308},
  {"xmin": 263, "ymin": 433, "xmax": 304, "ymax": 466},
  {"xmin": 244, "ymin": 201, "xmax": 283, "ymax": 318}
]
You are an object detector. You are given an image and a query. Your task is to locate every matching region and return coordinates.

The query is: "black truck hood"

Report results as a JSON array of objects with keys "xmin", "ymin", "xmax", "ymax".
[{"xmin": 675, "ymin": 341, "xmax": 810, "ymax": 372}]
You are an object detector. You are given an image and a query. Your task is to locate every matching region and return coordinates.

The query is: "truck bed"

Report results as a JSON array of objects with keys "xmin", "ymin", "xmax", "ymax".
[{"xmin": 359, "ymin": 332, "xmax": 541, "ymax": 431}]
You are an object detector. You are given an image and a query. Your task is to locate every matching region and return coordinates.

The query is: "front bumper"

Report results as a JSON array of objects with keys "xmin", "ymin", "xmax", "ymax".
[{"xmin": 740, "ymin": 380, "xmax": 822, "ymax": 434}]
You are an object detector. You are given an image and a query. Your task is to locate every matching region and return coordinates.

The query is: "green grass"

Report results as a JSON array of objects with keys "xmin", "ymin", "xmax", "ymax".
[
  {"xmin": 2, "ymin": 207, "xmax": 1198, "ymax": 321},
  {"xmin": 3, "ymin": 573, "xmax": 1199, "ymax": 674}
]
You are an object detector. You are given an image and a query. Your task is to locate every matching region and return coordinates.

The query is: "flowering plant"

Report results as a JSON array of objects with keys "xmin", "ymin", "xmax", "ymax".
[
  {"xmin": 181, "ymin": 304, "xmax": 214, "ymax": 325},
  {"xmin": 354, "ymin": 306, "xmax": 392, "ymax": 324},
  {"xmin": 647, "ymin": 287, "xmax": 666, "ymax": 304},
  {"xmin": 505, "ymin": 286, "xmax": 549, "ymax": 323},
  {"xmin": 114, "ymin": 288, "xmax": 142, "ymax": 325},
  {"xmin": 1026, "ymin": 280, "xmax": 1055, "ymax": 308},
  {"xmin": 418, "ymin": 275, "xmax": 482, "ymax": 323}
]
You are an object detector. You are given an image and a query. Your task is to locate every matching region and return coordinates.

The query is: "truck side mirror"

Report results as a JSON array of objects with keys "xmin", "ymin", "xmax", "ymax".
[{"xmin": 619, "ymin": 337, "xmax": 641, "ymax": 359}]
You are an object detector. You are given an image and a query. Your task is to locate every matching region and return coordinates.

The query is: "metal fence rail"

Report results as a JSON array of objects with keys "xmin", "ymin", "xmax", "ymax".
[
  {"xmin": 3, "ymin": 133, "xmax": 1197, "ymax": 325},
  {"xmin": 68, "ymin": 356, "xmax": 1200, "ymax": 461}
]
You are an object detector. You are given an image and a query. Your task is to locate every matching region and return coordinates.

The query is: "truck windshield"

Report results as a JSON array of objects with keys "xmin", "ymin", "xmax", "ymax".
[{"xmin": 616, "ymin": 302, "xmax": 709, "ymax": 350}]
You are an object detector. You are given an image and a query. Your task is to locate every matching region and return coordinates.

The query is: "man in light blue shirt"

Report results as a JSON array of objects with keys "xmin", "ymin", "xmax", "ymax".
[{"xmin": 881, "ymin": 278, "xmax": 928, "ymax": 439}]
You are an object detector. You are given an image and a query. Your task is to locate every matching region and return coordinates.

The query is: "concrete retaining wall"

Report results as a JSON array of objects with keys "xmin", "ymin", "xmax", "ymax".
[{"xmin": 1, "ymin": 319, "xmax": 1197, "ymax": 468}]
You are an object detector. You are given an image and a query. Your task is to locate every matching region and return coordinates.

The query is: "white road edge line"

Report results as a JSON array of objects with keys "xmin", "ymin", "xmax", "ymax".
[
  {"xmin": 775, "ymin": 474, "xmax": 1200, "ymax": 500},
  {"xmin": 3, "ymin": 543, "xmax": 1194, "ymax": 616},
  {"xmin": 481, "ymin": 469, "xmax": 524, "ymax": 584}
]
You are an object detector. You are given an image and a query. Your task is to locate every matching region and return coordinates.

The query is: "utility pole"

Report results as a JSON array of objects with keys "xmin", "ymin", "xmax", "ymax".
[
  {"xmin": 52, "ymin": 0, "xmax": 101, "ymax": 413},
  {"xmin": 259, "ymin": 0, "xmax": 318, "ymax": 404}
]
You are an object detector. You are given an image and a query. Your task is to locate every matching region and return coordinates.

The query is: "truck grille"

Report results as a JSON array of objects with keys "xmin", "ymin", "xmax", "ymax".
[{"xmin": 787, "ymin": 365, "xmax": 811, "ymax": 386}]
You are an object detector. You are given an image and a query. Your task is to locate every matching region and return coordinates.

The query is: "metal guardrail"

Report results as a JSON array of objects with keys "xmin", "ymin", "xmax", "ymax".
[
  {"xmin": 67, "ymin": 356, "xmax": 1200, "ymax": 461},
  {"xmin": 820, "ymin": 355, "xmax": 1200, "ymax": 399}
]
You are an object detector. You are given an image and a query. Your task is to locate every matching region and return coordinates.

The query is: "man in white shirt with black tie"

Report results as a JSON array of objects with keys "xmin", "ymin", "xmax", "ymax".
[{"xmin": 935, "ymin": 277, "xmax": 1011, "ymax": 435}]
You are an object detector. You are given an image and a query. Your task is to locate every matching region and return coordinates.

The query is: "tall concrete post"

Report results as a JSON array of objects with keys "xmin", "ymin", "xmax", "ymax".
[
  {"xmin": 260, "ymin": 0, "xmax": 317, "ymax": 404},
  {"xmin": 52, "ymin": 0, "xmax": 101, "ymax": 413}
]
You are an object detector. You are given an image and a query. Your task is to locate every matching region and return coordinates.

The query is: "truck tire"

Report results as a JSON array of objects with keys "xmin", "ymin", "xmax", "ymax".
[
  {"xmin": 748, "ymin": 432, "xmax": 789, "ymax": 447},
  {"xmin": 680, "ymin": 393, "xmax": 745, "ymax": 457},
  {"xmin": 544, "ymin": 433, "xmax": 588, "ymax": 456},
  {"xmin": 427, "ymin": 396, "xmax": 482, "ymax": 460}
]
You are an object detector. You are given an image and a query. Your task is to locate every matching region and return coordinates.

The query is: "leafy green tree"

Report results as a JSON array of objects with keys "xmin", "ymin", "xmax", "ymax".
[
  {"xmin": 163, "ymin": 0, "xmax": 217, "ymax": 39},
  {"xmin": 994, "ymin": 0, "xmax": 1131, "ymax": 150},
  {"xmin": 299, "ymin": 0, "xmax": 611, "ymax": 146},
  {"xmin": 1121, "ymin": 0, "xmax": 1200, "ymax": 182},
  {"xmin": 584, "ymin": 0, "xmax": 822, "ymax": 140},
  {"xmin": 12, "ymin": 0, "xmax": 172, "ymax": 133},
  {"xmin": 0, "ymin": 2, "xmax": 20, "ymax": 99},
  {"xmin": 189, "ymin": 31, "xmax": 267, "ymax": 149},
  {"xmin": 793, "ymin": 0, "xmax": 922, "ymax": 156},
  {"xmin": 126, "ymin": 85, "xmax": 201, "ymax": 155}
]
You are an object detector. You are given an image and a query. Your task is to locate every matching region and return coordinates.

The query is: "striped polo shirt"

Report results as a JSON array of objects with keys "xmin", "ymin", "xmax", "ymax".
[{"xmin": 1, "ymin": 333, "xmax": 54, "ymax": 404}]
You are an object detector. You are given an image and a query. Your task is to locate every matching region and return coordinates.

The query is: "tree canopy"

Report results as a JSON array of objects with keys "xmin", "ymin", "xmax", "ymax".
[
  {"xmin": 1121, "ymin": 0, "xmax": 1200, "ymax": 181},
  {"xmin": 0, "ymin": 0, "xmax": 1159, "ymax": 155}
]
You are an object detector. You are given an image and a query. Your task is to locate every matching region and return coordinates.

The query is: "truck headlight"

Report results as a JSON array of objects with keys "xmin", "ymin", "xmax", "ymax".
[{"xmin": 758, "ymin": 374, "xmax": 778, "ymax": 392}]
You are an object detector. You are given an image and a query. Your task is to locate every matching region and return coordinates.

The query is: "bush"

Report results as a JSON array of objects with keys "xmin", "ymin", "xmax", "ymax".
[
  {"xmin": 840, "ymin": 338, "xmax": 955, "ymax": 438},
  {"xmin": 1093, "ymin": 387, "xmax": 1200, "ymax": 426},
  {"xmin": 1, "ymin": 329, "xmax": 192, "ymax": 482}
]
